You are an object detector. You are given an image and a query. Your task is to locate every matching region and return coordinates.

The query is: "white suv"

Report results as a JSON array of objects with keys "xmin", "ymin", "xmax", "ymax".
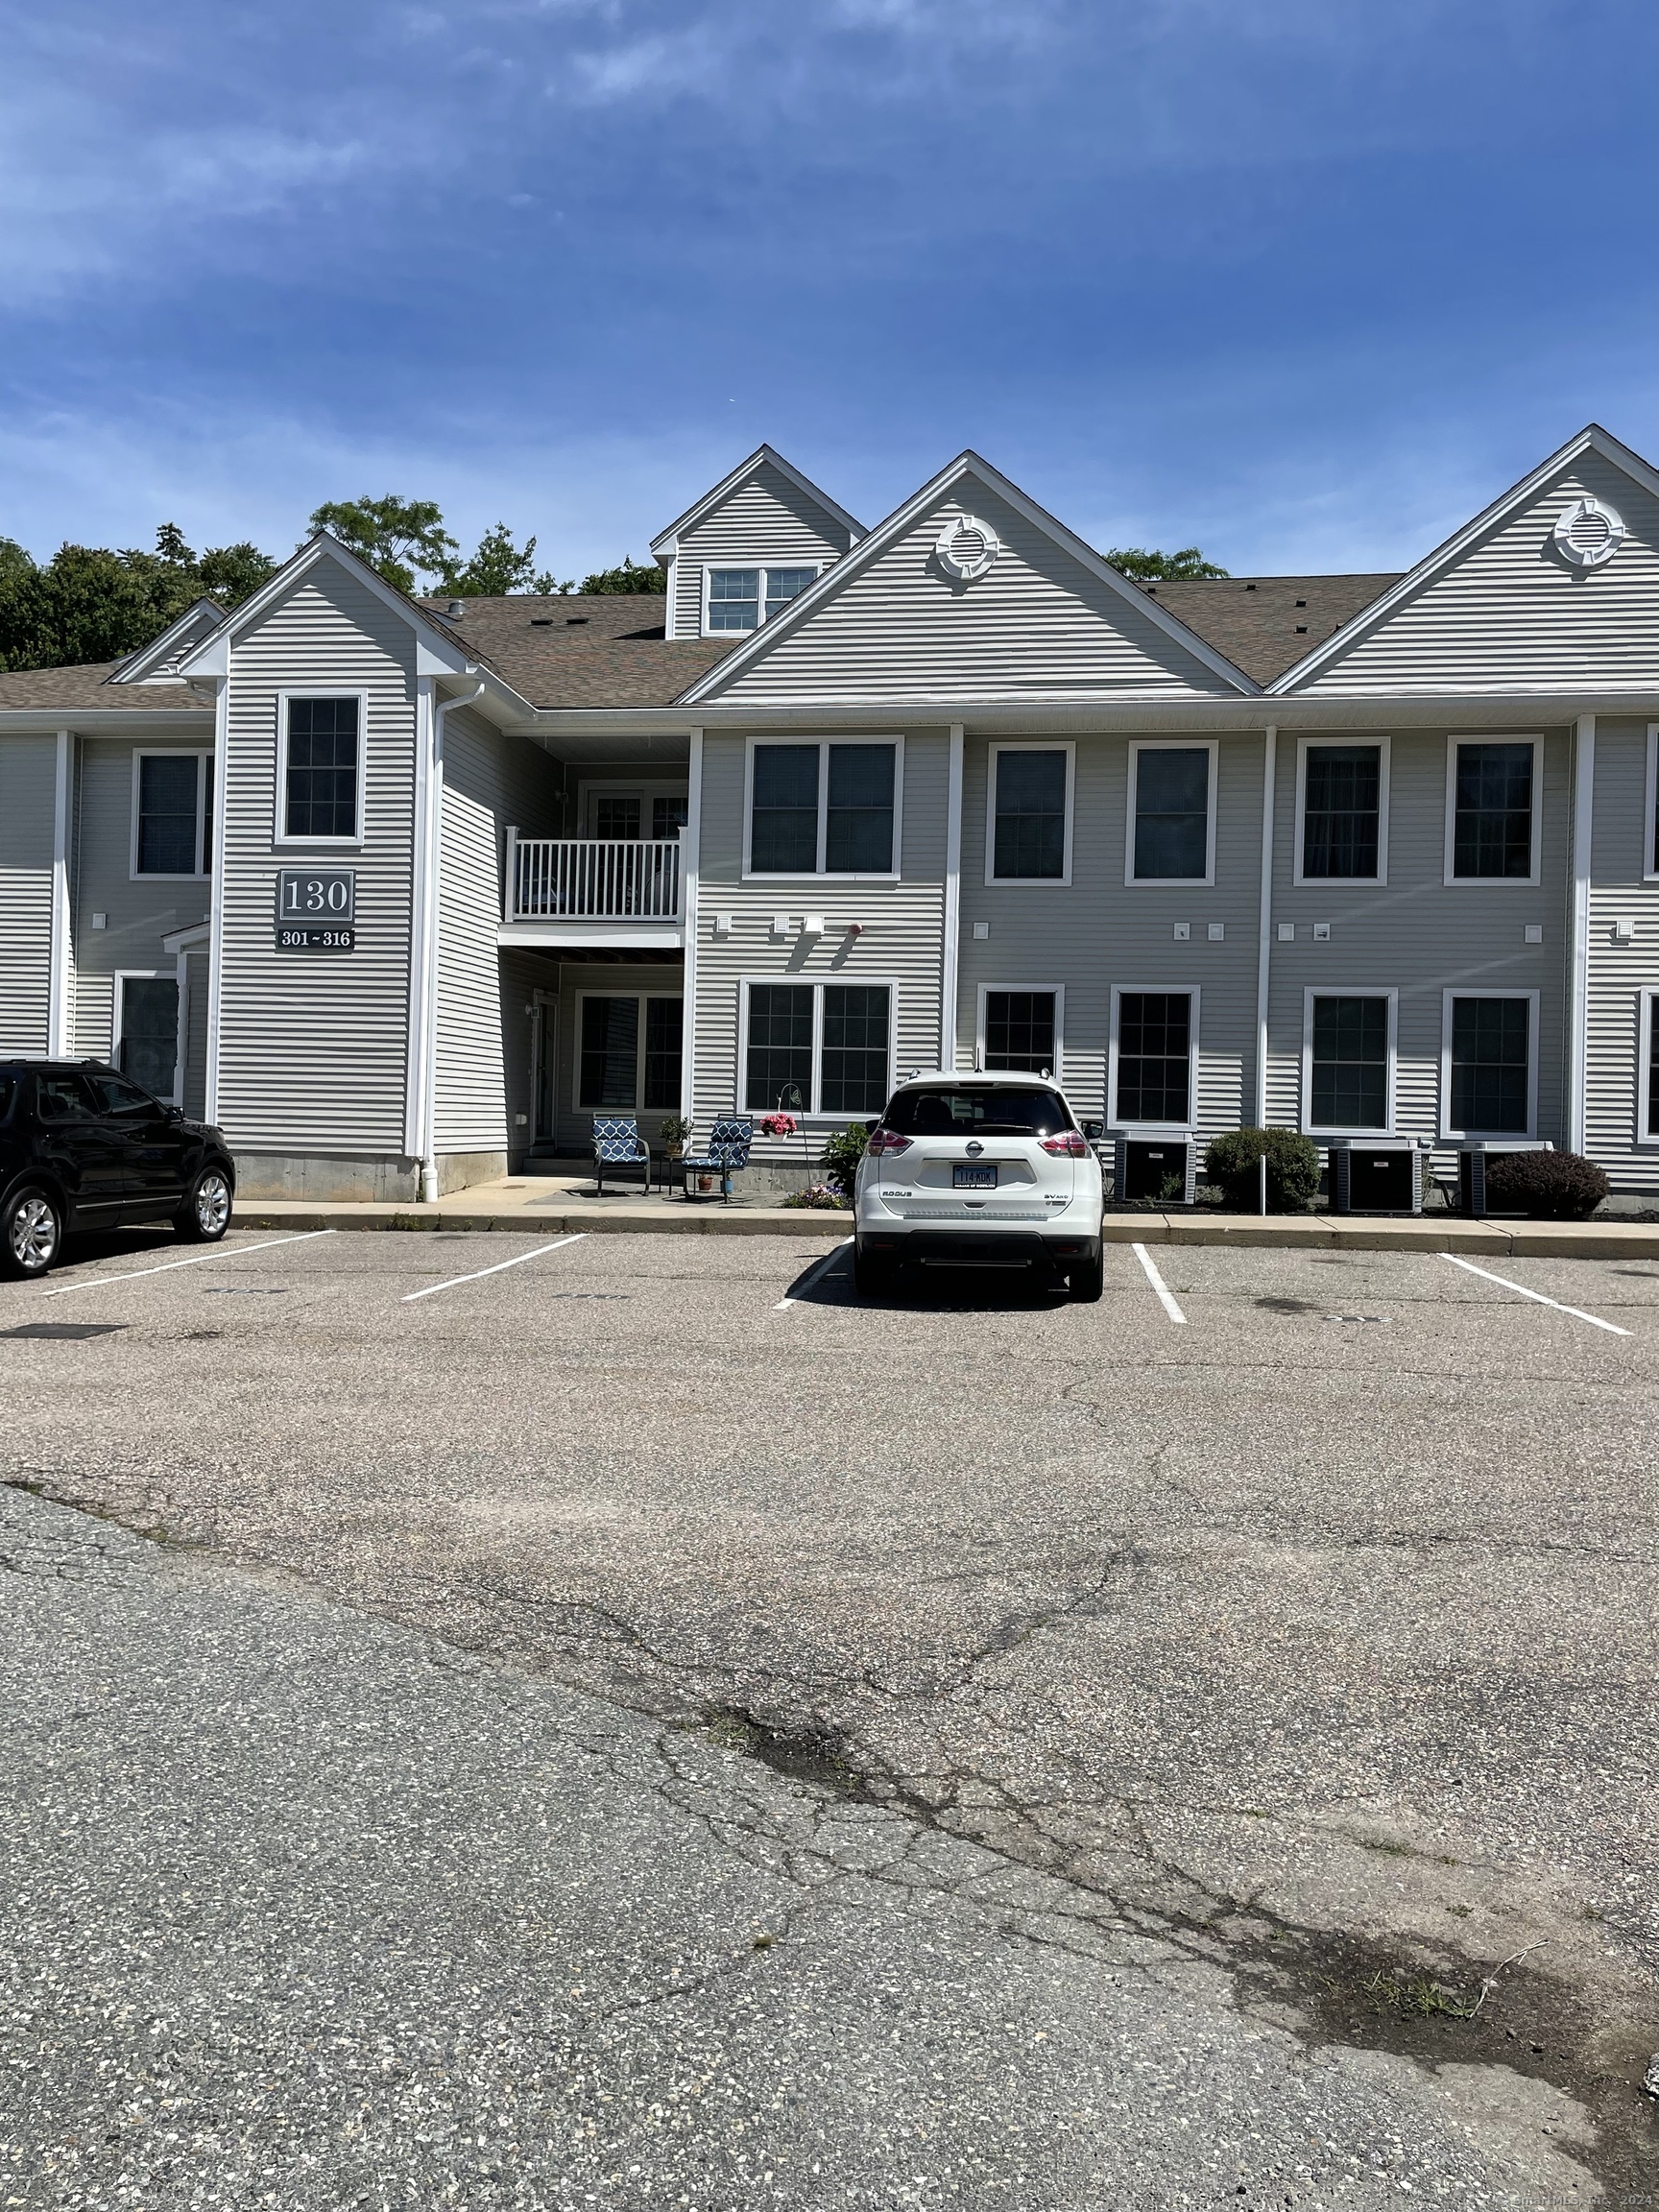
[{"xmin": 853, "ymin": 1071, "xmax": 1106, "ymax": 1300}]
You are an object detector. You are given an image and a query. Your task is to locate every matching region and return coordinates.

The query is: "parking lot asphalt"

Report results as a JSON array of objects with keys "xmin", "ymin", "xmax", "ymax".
[{"xmin": 3, "ymin": 1227, "xmax": 1658, "ymax": 2204}]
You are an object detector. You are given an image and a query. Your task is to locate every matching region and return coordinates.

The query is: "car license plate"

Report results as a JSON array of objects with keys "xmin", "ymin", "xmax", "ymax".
[{"xmin": 953, "ymin": 1165, "xmax": 998, "ymax": 1190}]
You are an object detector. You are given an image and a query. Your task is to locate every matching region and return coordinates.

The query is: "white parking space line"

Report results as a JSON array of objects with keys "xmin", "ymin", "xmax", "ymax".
[
  {"xmin": 42, "ymin": 1230, "xmax": 337, "ymax": 1299},
  {"xmin": 401, "ymin": 1233, "xmax": 587, "ymax": 1303},
  {"xmin": 776, "ymin": 1238, "xmax": 854, "ymax": 1309},
  {"xmin": 1439, "ymin": 1253, "xmax": 1631, "ymax": 1336},
  {"xmin": 1131, "ymin": 1241, "xmax": 1187, "ymax": 1325}
]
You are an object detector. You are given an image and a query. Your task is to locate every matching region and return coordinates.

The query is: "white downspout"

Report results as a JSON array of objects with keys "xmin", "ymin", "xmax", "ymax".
[
  {"xmin": 1568, "ymin": 712, "xmax": 1595, "ymax": 1156},
  {"xmin": 1255, "ymin": 724, "xmax": 1278, "ymax": 1127},
  {"xmin": 47, "ymin": 729, "xmax": 72, "ymax": 1054},
  {"xmin": 419, "ymin": 679, "xmax": 486, "ymax": 1202},
  {"xmin": 941, "ymin": 723, "xmax": 964, "ymax": 1073}
]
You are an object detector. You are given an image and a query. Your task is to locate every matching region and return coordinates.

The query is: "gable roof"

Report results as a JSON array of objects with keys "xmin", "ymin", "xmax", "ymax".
[
  {"xmin": 0, "ymin": 661, "xmax": 208, "ymax": 713},
  {"xmin": 1267, "ymin": 423, "xmax": 1659, "ymax": 694},
  {"xmin": 678, "ymin": 450, "xmax": 1261, "ymax": 705},
  {"xmin": 650, "ymin": 445, "xmax": 864, "ymax": 557},
  {"xmin": 415, "ymin": 593, "xmax": 735, "ymax": 709},
  {"xmin": 109, "ymin": 596, "xmax": 228, "ymax": 685}
]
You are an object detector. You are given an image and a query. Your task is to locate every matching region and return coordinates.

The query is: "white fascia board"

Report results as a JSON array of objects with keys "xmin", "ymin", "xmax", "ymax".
[
  {"xmin": 161, "ymin": 919, "xmax": 211, "ymax": 954},
  {"xmin": 1267, "ymin": 423, "xmax": 1659, "ymax": 695},
  {"xmin": 0, "ymin": 707, "xmax": 214, "ymax": 732},
  {"xmin": 677, "ymin": 450, "xmax": 1261, "ymax": 706},
  {"xmin": 109, "ymin": 597, "xmax": 229, "ymax": 685},
  {"xmin": 649, "ymin": 444, "xmax": 865, "ymax": 557}
]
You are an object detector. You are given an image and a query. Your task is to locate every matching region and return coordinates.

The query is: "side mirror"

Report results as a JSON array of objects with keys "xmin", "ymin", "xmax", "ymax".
[
  {"xmin": 161, "ymin": 1102, "xmax": 184, "ymax": 1121},
  {"xmin": 1083, "ymin": 1121, "xmax": 1104, "ymax": 1142}
]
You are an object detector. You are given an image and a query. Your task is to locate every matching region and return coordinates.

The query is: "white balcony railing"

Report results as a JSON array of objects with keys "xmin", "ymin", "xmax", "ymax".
[{"xmin": 506, "ymin": 833, "xmax": 683, "ymax": 923}]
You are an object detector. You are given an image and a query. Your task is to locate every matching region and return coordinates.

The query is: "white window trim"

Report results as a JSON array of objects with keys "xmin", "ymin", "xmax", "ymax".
[
  {"xmin": 1636, "ymin": 989, "xmax": 1659, "ymax": 1147},
  {"xmin": 1107, "ymin": 983, "xmax": 1201, "ymax": 1134},
  {"xmin": 1439, "ymin": 988, "xmax": 1540, "ymax": 1141},
  {"xmin": 701, "ymin": 562, "xmax": 825, "ymax": 638},
  {"xmin": 1125, "ymin": 737, "xmax": 1219, "ymax": 889},
  {"xmin": 986, "ymin": 740, "xmax": 1075, "ymax": 888},
  {"xmin": 275, "ymin": 689, "xmax": 370, "ymax": 849},
  {"xmin": 111, "ymin": 969, "xmax": 181, "ymax": 1107},
  {"xmin": 1292, "ymin": 735, "xmax": 1390, "ymax": 888},
  {"xmin": 1442, "ymin": 734, "xmax": 1543, "ymax": 888},
  {"xmin": 576, "ymin": 779, "xmax": 690, "ymax": 840},
  {"xmin": 1300, "ymin": 987, "xmax": 1397, "ymax": 1138},
  {"xmin": 572, "ymin": 989, "xmax": 685, "ymax": 1114},
  {"xmin": 737, "ymin": 974, "xmax": 899, "ymax": 1122},
  {"xmin": 974, "ymin": 984, "xmax": 1066, "ymax": 1079},
  {"xmin": 1644, "ymin": 727, "xmax": 1659, "ymax": 884},
  {"xmin": 130, "ymin": 749, "xmax": 212, "ymax": 880},
  {"xmin": 742, "ymin": 735, "xmax": 904, "ymax": 882}
]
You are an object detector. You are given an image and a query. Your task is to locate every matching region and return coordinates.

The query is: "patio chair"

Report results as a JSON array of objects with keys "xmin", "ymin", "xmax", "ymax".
[
  {"xmin": 679, "ymin": 1118, "xmax": 754, "ymax": 1203},
  {"xmin": 591, "ymin": 1116, "xmax": 650, "ymax": 1197}
]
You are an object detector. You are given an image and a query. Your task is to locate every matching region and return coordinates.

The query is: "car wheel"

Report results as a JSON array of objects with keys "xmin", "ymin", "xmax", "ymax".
[
  {"xmin": 2, "ymin": 1186, "xmax": 62, "ymax": 1279},
  {"xmin": 853, "ymin": 1240, "xmax": 896, "ymax": 1298},
  {"xmin": 1069, "ymin": 1243, "xmax": 1105, "ymax": 1303},
  {"xmin": 174, "ymin": 1166, "xmax": 233, "ymax": 1243}
]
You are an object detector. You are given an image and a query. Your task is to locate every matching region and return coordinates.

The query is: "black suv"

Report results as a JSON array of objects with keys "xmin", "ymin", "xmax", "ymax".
[{"xmin": 0, "ymin": 1061, "xmax": 236, "ymax": 1279}]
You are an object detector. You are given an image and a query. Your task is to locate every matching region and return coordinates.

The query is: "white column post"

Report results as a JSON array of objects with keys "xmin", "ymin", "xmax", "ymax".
[
  {"xmin": 1568, "ymin": 711, "xmax": 1595, "ymax": 1156},
  {"xmin": 941, "ymin": 722, "xmax": 964, "ymax": 1072},
  {"xmin": 204, "ymin": 679, "xmax": 228, "ymax": 1125},
  {"xmin": 680, "ymin": 727, "xmax": 704, "ymax": 1125},
  {"xmin": 405, "ymin": 677, "xmax": 438, "ymax": 1175},
  {"xmin": 46, "ymin": 730, "xmax": 72, "ymax": 1054},
  {"xmin": 1254, "ymin": 723, "xmax": 1278, "ymax": 1127}
]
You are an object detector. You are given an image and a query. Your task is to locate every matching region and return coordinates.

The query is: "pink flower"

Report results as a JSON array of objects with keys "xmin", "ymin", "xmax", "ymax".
[{"xmin": 760, "ymin": 1112, "xmax": 798, "ymax": 1137}]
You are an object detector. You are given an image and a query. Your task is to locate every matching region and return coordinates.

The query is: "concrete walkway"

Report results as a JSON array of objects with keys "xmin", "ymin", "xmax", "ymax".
[{"xmin": 228, "ymin": 1173, "xmax": 1659, "ymax": 1255}]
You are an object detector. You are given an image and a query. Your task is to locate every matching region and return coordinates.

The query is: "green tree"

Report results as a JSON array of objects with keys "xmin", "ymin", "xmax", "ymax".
[
  {"xmin": 0, "ymin": 523, "xmax": 277, "ymax": 672},
  {"xmin": 579, "ymin": 555, "xmax": 668, "ymax": 594},
  {"xmin": 307, "ymin": 494, "xmax": 459, "ymax": 595},
  {"xmin": 1106, "ymin": 545, "xmax": 1229, "ymax": 581},
  {"xmin": 197, "ymin": 541, "xmax": 277, "ymax": 603},
  {"xmin": 437, "ymin": 521, "xmax": 571, "ymax": 598}
]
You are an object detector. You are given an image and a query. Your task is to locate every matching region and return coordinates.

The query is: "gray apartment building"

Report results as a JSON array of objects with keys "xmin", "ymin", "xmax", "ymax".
[{"xmin": 3, "ymin": 424, "xmax": 1658, "ymax": 1203}]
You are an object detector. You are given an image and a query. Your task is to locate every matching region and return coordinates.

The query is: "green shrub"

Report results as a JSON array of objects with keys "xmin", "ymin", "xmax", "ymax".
[
  {"xmin": 818, "ymin": 1122, "xmax": 870, "ymax": 1197},
  {"xmin": 1204, "ymin": 1126, "xmax": 1321, "ymax": 1213},
  {"xmin": 1482, "ymin": 1149, "xmax": 1609, "ymax": 1219}
]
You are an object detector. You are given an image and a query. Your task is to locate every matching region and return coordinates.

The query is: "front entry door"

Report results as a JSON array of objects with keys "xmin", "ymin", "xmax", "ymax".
[
  {"xmin": 118, "ymin": 976, "xmax": 180, "ymax": 1101},
  {"xmin": 532, "ymin": 994, "xmax": 558, "ymax": 1144}
]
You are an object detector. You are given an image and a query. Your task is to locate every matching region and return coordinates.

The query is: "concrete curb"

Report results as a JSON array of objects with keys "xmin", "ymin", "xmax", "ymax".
[{"xmin": 228, "ymin": 1200, "xmax": 1659, "ymax": 1258}]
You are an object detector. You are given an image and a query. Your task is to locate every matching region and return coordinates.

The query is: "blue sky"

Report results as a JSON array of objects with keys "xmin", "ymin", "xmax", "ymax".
[{"xmin": 4, "ymin": 0, "xmax": 1657, "ymax": 581}]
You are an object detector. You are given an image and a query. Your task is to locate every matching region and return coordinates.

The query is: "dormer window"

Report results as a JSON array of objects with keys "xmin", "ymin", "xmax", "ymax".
[{"xmin": 705, "ymin": 565, "xmax": 819, "ymax": 634}]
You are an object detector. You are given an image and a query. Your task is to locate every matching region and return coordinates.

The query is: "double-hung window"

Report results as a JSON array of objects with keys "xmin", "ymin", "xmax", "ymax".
[
  {"xmin": 742, "ymin": 981, "xmax": 893, "ymax": 1117},
  {"xmin": 1443, "ymin": 992, "xmax": 1535, "ymax": 1137},
  {"xmin": 747, "ymin": 740, "xmax": 900, "ymax": 877},
  {"xmin": 705, "ymin": 565, "xmax": 819, "ymax": 634},
  {"xmin": 988, "ymin": 745, "xmax": 1071, "ymax": 883},
  {"xmin": 1298, "ymin": 741, "xmax": 1385, "ymax": 881},
  {"xmin": 1642, "ymin": 991, "xmax": 1659, "ymax": 1142},
  {"xmin": 1111, "ymin": 989, "xmax": 1196, "ymax": 1128},
  {"xmin": 132, "ymin": 751, "xmax": 211, "ymax": 878},
  {"xmin": 1128, "ymin": 741, "xmax": 1215, "ymax": 884},
  {"xmin": 281, "ymin": 695, "xmax": 362, "ymax": 842},
  {"xmin": 1446, "ymin": 739, "xmax": 1537, "ymax": 882},
  {"xmin": 577, "ymin": 995, "xmax": 683, "ymax": 1111},
  {"xmin": 982, "ymin": 989, "xmax": 1060, "ymax": 1075},
  {"xmin": 1305, "ymin": 992, "xmax": 1393, "ymax": 1132}
]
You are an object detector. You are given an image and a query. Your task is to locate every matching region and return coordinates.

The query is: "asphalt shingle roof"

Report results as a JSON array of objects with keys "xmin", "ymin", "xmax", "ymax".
[
  {"xmin": 1134, "ymin": 573, "xmax": 1403, "ymax": 685},
  {"xmin": 0, "ymin": 662, "xmax": 207, "ymax": 711},
  {"xmin": 416, "ymin": 594, "xmax": 735, "ymax": 709}
]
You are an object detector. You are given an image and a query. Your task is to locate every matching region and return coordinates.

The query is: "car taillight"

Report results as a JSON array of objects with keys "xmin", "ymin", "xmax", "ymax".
[
  {"xmin": 866, "ymin": 1129, "xmax": 912, "ymax": 1155},
  {"xmin": 1039, "ymin": 1130, "xmax": 1089, "ymax": 1157}
]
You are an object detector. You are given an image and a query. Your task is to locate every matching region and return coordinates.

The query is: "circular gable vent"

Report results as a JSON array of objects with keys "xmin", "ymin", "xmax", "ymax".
[
  {"xmin": 1552, "ymin": 495, "xmax": 1624, "ymax": 567},
  {"xmin": 934, "ymin": 513, "xmax": 1000, "ymax": 582}
]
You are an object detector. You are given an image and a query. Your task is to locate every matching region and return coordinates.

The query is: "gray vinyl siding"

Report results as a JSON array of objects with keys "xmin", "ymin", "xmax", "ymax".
[
  {"xmin": 674, "ymin": 462, "xmax": 854, "ymax": 639},
  {"xmin": 0, "ymin": 733, "xmax": 56, "ymax": 1053},
  {"xmin": 434, "ymin": 705, "xmax": 562, "ymax": 1154},
  {"xmin": 218, "ymin": 563, "xmax": 416, "ymax": 1156},
  {"xmin": 554, "ymin": 959, "xmax": 686, "ymax": 1156},
  {"xmin": 1295, "ymin": 458, "xmax": 1659, "ymax": 695},
  {"xmin": 1262, "ymin": 727, "xmax": 1570, "ymax": 1154},
  {"xmin": 69, "ymin": 735, "xmax": 210, "ymax": 1060},
  {"xmin": 181, "ymin": 949, "xmax": 209, "ymax": 1119},
  {"xmin": 690, "ymin": 726, "xmax": 950, "ymax": 1159},
  {"xmin": 704, "ymin": 481, "xmax": 1239, "ymax": 708},
  {"xmin": 957, "ymin": 733, "xmax": 1258, "ymax": 1138},
  {"xmin": 1585, "ymin": 716, "xmax": 1659, "ymax": 1189}
]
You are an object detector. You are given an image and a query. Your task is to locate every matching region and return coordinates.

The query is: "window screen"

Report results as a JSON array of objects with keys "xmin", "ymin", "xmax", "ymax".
[
  {"xmin": 984, "ymin": 991, "xmax": 1056, "ymax": 1073},
  {"xmin": 643, "ymin": 998, "xmax": 683, "ymax": 1110},
  {"xmin": 136, "ymin": 755, "xmax": 201, "ymax": 875},
  {"xmin": 1302, "ymin": 746, "xmax": 1381, "ymax": 878},
  {"xmin": 285, "ymin": 698, "xmax": 360, "ymax": 839},
  {"xmin": 1310, "ymin": 996, "xmax": 1388, "ymax": 1128},
  {"xmin": 821, "ymin": 986, "xmax": 890, "ymax": 1114},
  {"xmin": 1117, "ymin": 993, "xmax": 1191, "ymax": 1124},
  {"xmin": 825, "ymin": 745, "xmax": 895, "ymax": 873},
  {"xmin": 745, "ymin": 984, "xmax": 814, "ymax": 1112},
  {"xmin": 1450, "ymin": 998, "xmax": 1530, "ymax": 1133},
  {"xmin": 579, "ymin": 997, "xmax": 640, "ymax": 1109},
  {"xmin": 992, "ymin": 751, "xmax": 1067, "ymax": 879},
  {"xmin": 750, "ymin": 746, "xmax": 820, "ymax": 872},
  {"xmin": 1453, "ymin": 743, "xmax": 1533, "ymax": 878},
  {"xmin": 1133, "ymin": 749, "xmax": 1210, "ymax": 880}
]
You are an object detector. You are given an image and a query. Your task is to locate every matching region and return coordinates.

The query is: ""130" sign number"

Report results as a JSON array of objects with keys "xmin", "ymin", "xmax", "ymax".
[{"xmin": 276, "ymin": 868, "xmax": 356, "ymax": 950}]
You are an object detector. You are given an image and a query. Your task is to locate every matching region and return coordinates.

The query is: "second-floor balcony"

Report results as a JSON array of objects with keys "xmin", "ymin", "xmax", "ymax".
[{"xmin": 504, "ymin": 832, "xmax": 684, "ymax": 936}]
